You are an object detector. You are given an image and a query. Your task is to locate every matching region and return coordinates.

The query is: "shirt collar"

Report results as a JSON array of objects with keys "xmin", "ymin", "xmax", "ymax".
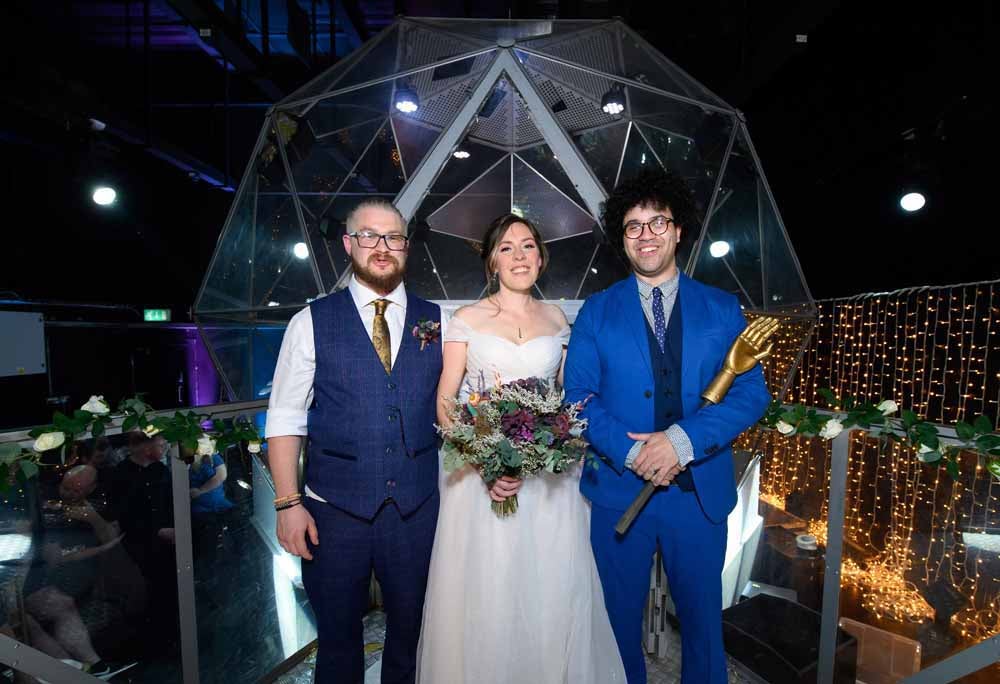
[
  {"xmin": 636, "ymin": 271, "xmax": 680, "ymax": 301},
  {"xmin": 348, "ymin": 276, "xmax": 408, "ymax": 312}
]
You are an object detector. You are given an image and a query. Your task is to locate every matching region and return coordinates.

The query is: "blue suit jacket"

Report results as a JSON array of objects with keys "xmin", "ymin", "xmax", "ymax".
[{"xmin": 564, "ymin": 273, "xmax": 771, "ymax": 523}]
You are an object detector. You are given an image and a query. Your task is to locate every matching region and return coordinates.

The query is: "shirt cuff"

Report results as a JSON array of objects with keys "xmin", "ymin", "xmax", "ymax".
[
  {"xmin": 264, "ymin": 408, "xmax": 308, "ymax": 439},
  {"xmin": 624, "ymin": 440, "xmax": 643, "ymax": 470},
  {"xmin": 665, "ymin": 424, "xmax": 695, "ymax": 467}
]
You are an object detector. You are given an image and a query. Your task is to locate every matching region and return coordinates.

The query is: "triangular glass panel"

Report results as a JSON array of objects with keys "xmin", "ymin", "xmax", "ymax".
[
  {"xmin": 429, "ymin": 138, "xmax": 507, "ymax": 196},
  {"xmin": 392, "ymin": 115, "xmax": 441, "ymax": 180},
  {"xmin": 428, "ymin": 156, "xmax": 511, "ymax": 241},
  {"xmin": 422, "ymin": 231, "xmax": 490, "ymax": 300},
  {"xmin": 197, "ymin": 168, "xmax": 257, "ymax": 313},
  {"xmin": 635, "ymin": 113, "xmax": 733, "ymax": 215},
  {"xmin": 338, "ymin": 118, "xmax": 406, "ymax": 195},
  {"xmin": 689, "ymin": 130, "xmax": 764, "ymax": 310},
  {"xmin": 297, "ymin": 201, "xmax": 340, "ymax": 292},
  {"xmin": 198, "ymin": 320, "xmax": 253, "ymax": 401},
  {"xmin": 515, "ymin": 143, "xmax": 588, "ymax": 210},
  {"xmin": 758, "ymin": 174, "xmax": 813, "ymax": 310},
  {"xmin": 617, "ymin": 122, "xmax": 659, "ymax": 189},
  {"xmin": 288, "ymin": 116, "xmax": 384, "ymax": 215},
  {"xmin": 571, "ymin": 122, "xmax": 630, "ymax": 193},
  {"xmin": 512, "ymin": 156, "xmax": 596, "ymax": 242},
  {"xmin": 280, "ymin": 25, "xmax": 401, "ymax": 106},
  {"xmin": 251, "ymin": 157, "xmax": 323, "ymax": 310},
  {"xmin": 293, "ymin": 81, "xmax": 393, "ymax": 139},
  {"xmin": 534, "ymin": 234, "xmax": 600, "ymax": 300},
  {"xmin": 400, "ymin": 233, "xmax": 447, "ymax": 300},
  {"xmin": 576, "ymin": 243, "xmax": 631, "ymax": 299}
]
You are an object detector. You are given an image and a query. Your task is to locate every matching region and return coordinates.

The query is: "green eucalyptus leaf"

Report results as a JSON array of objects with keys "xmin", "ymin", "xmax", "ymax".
[
  {"xmin": 917, "ymin": 449, "xmax": 942, "ymax": 464},
  {"xmin": 0, "ymin": 463, "xmax": 9, "ymax": 492},
  {"xmin": 946, "ymin": 458, "xmax": 960, "ymax": 480},
  {"xmin": 975, "ymin": 435, "xmax": 1000, "ymax": 451},
  {"xmin": 986, "ymin": 459, "xmax": 1000, "ymax": 481},
  {"xmin": 901, "ymin": 410, "xmax": 918, "ymax": 429},
  {"xmin": 91, "ymin": 420, "xmax": 105, "ymax": 438}
]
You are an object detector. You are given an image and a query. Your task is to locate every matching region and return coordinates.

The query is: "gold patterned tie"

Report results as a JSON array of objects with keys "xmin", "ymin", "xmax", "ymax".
[{"xmin": 372, "ymin": 299, "xmax": 391, "ymax": 373}]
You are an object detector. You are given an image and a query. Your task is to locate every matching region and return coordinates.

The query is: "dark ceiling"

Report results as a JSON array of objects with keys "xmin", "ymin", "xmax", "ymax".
[{"xmin": 1, "ymin": 0, "xmax": 996, "ymax": 317}]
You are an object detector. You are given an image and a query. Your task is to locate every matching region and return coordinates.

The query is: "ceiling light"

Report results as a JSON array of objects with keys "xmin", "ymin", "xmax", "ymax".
[
  {"xmin": 394, "ymin": 84, "xmax": 419, "ymax": 114},
  {"xmin": 709, "ymin": 241, "xmax": 731, "ymax": 258},
  {"xmin": 92, "ymin": 186, "xmax": 116, "ymax": 206}
]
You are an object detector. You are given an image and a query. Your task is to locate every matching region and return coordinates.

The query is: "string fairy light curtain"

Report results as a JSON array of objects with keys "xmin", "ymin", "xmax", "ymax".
[{"xmin": 746, "ymin": 279, "xmax": 1000, "ymax": 649}]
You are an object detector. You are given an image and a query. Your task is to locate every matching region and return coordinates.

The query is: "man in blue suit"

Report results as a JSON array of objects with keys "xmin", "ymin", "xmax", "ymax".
[
  {"xmin": 565, "ymin": 169, "xmax": 771, "ymax": 684},
  {"xmin": 266, "ymin": 199, "xmax": 442, "ymax": 683}
]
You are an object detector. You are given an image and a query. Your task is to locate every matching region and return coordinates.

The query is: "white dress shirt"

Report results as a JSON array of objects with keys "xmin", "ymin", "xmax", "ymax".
[{"xmin": 264, "ymin": 276, "xmax": 411, "ymax": 502}]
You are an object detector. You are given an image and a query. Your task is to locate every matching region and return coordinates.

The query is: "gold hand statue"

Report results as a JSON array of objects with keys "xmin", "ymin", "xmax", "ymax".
[{"xmin": 701, "ymin": 316, "xmax": 781, "ymax": 405}]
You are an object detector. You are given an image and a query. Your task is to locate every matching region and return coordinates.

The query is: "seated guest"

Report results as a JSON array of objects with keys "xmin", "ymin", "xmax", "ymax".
[{"xmin": 22, "ymin": 465, "xmax": 137, "ymax": 679}]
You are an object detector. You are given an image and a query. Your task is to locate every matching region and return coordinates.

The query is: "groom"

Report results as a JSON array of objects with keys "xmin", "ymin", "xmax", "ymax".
[
  {"xmin": 565, "ymin": 169, "xmax": 771, "ymax": 684},
  {"xmin": 265, "ymin": 198, "xmax": 442, "ymax": 684}
]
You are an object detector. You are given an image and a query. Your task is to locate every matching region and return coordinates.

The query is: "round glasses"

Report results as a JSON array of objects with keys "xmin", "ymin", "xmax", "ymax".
[
  {"xmin": 623, "ymin": 216, "xmax": 677, "ymax": 239},
  {"xmin": 349, "ymin": 230, "xmax": 409, "ymax": 251}
]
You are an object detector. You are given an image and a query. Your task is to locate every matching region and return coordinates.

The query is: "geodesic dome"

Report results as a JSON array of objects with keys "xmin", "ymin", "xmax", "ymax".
[{"xmin": 194, "ymin": 17, "xmax": 814, "ymax": 401}]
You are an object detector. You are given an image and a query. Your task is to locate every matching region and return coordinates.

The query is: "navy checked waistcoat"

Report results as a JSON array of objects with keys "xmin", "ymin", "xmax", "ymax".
[
  {"xmin": 644, "ymin": 294, "xmax": 695, "ymax": 491},
  {"xmin": 305, "ymin": 289, "xmax": 443, "ymax": 519}
]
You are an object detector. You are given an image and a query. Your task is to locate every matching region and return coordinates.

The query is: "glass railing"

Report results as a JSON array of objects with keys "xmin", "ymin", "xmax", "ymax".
[{"xmin": 0, "ymin": 400, "xmax": 316, "ymax": 684}]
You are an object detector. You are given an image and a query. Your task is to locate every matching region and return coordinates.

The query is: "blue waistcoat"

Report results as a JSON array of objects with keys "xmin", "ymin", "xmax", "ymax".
[
  {"xmin": 305, "ymin": 289, "xmax": 442, "ymax": 519},
  {"xmin": 644, "ymin": 295, "xmax": 695, "ymax": 491}
]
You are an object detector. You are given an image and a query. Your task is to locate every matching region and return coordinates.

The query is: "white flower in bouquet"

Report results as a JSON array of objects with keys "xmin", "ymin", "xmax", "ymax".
[
  {"xmin": 776, "ymin": 420, "xmax": 796, "ymax": 435},
  {"xmin": 247, "ymin": 441, "xmax": 262, "ymax": 454},
  {"xmin": 877, "ymin": 399, "xmax": 898, "ymax": 416},
  {"xmin": 33, "ymin": 431, "xmax": 66, "ymax": 452},
  {"xmin": 142, "ymin": 424, "xmax": 162, "ymax": 438},
  {"xmin": 81, "ymin": 395, "xmax": 110, "ymax": 415},
  {"xmin": 819, "ymin": 419, "xmax": 844, "ymax": 440},
  {"xmin": 196, "ymin": 434, "xmax": 217, "ymax": 456}
]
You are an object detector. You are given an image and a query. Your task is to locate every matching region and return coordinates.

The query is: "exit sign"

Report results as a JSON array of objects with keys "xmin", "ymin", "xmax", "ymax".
[{"xmin": 144, "ymin": 309, "xmax": 171, "ymax": 322}]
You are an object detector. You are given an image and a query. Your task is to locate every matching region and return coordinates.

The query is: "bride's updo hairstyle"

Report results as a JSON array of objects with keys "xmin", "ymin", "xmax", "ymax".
[{"xmin": 480, "ymin": 213, "xmax": 549, "ymax": 288}]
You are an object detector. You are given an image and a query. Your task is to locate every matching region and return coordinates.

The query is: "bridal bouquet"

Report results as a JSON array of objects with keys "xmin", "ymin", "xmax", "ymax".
[{"xmin": 438, "ymin": 374, "xmax": 590, "ymax": 517}]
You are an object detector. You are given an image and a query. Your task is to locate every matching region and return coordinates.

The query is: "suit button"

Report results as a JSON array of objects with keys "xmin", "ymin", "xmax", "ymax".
[
  {"xmin": 388, "ymin": 415, "xmax": 396, "ymax": 422},
  {"xmin": 644, "ymin": 390, "xmax": 652, "ymax": 398},
  {"xmin": 386, "ymin": 480, "xmax": 396, "ymax": 488},
  {"xmin": 385, "ymin": 447, "xmax": 393, "ymax": 454},
  {"xmin": 387, "ymin": 382, "xmax": 396, "ymax": 390}
]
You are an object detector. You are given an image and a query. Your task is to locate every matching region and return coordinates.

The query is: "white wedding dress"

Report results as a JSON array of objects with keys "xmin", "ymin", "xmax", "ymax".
[{"xmin": 415, "ymin": 316, "xmax": 626, "ymax": 684}]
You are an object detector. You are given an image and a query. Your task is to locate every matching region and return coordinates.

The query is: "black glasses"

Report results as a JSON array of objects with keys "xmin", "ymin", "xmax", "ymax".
[
  {"xmin": 349, "ymin": 230, "xmax": 409, "ymax": 251},
  {"xmin": 623, "ymin": 215, "xmax": 677, "ymax": 239}
]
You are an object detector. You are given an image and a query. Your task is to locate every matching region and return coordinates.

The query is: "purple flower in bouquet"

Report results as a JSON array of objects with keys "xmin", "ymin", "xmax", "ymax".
[
  {"xmin": 546, "ymin": 413, "xmax": 572, "ymax": 440},
  {"xmin": 502, "ymin": 409, "xmax": 536, "ymax": 442}
]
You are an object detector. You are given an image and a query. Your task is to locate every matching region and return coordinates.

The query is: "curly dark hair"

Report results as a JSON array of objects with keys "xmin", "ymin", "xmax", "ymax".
[{"xmin": 601, "ymin": 168, "xmax": 700, "ymax": 256}]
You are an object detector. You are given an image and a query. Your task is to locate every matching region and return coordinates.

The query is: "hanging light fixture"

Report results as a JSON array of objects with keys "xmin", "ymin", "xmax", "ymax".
[
  {"xmin": 394, "ymin": 83, "xmax": 419, "ymax": 113},
  {"xmin": 601, "ymin": 85, "xmax": 625, "ymax": 115}
]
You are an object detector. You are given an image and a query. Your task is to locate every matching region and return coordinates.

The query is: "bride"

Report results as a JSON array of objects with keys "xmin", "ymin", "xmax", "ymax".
[{"xmin": 415, "ymin": 215, "xmax": 626, "ymax": 683}]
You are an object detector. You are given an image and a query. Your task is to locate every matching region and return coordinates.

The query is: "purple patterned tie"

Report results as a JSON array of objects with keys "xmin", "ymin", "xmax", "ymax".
[{"xmin": 652, "ymin": 286, "xmax": 666, "ymax": 353}]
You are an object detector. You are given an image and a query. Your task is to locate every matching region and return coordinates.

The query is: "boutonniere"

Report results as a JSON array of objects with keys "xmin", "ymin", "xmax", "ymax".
[{"xmin": 412, "ymin": 318, "xmax": 441, "ymax": 350}]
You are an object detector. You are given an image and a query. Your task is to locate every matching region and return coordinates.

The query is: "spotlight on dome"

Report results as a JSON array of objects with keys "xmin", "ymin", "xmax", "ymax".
[
  {"xmin": 92, "ymin": 186, "xmax": 117, "ymax": 206},
  {"xmin": 899, "ymin": 191, "xmax": 926, "ymax": 212},
  {"xmin": 709, "ymin": 241, "xmax": 731, "ymax": 258},
  {"xmin": 293, "ymin": 242, "xmax": 309, "ymax": 259},
  {"xmin": 394, "ymin": 84, "xmax": 419, "ymax": 114},
  {"xmin": 601, "ymin": 86, "xmax": 625, "ymax": 115},
  {"xmin": 453, "ymin": 149, "xmax": 470, "ymax": 159}
]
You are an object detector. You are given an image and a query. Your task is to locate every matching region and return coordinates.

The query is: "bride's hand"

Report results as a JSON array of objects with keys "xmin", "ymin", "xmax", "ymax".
[{"xmin": 488, "ymin": 475, "xmax": 523, "ymax": 502}]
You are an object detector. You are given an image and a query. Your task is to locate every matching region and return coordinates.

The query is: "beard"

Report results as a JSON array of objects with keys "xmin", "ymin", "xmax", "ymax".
[{"xmin": 353, "ymin": 251, "xmax": 405, "ymax": 293}]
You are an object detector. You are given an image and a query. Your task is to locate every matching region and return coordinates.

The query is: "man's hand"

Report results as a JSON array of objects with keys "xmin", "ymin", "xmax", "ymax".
[
  {"xmin": 277, "ymin": 504, "xmax": 319, "ymax": 560},
  {"xmin": 189, "ymin": 488, "xmax": 203, "ymax": 500},
  {"xmin": 488, "ymin": 476, "xmax": 523, "ymax": 503},
  {"xmin": 628, "ymin": 432, "xmax": 681, "ymax": 487},
  {"xmin": 157, "ymin": 528, "xmax": 176, "ymax": 544}
]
